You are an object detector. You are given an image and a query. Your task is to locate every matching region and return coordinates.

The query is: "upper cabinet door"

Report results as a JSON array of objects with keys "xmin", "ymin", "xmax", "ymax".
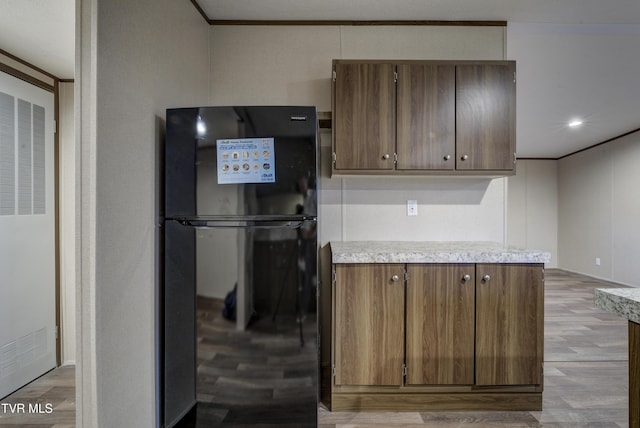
[
  {"xmin": 333, "ymin": 62, "xmax": 396, "ymax": 170},
  {"xmin": 396, "ymin": 64, "xmax": 455, "ymax": 170},
  {"xmin": 456, "ymin": 63, "xmax": 516, "ymax": 171}
]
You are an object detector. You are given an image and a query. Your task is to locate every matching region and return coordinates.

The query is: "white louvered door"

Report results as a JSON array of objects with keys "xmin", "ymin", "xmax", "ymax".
[{"xmin": 0, "ymin": 71, "xmax": 56, "ymax": 399}]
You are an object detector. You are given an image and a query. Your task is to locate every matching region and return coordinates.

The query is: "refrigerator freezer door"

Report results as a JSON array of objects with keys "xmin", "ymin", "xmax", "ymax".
[{"xmin": 165, "ymin": 106, "xmax": 318, "ymax": 219}]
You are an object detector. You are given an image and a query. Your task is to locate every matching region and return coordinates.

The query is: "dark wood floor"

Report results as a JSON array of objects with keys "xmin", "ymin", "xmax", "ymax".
[{"xmin": 0, "ymin": 269, "xmax": 632, "ymax": 427}]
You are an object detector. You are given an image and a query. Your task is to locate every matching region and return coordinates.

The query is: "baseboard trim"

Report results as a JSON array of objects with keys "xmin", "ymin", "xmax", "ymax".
[{"xmin": 329, "ymin": 392, "xmax": 542, "ymax": 412}]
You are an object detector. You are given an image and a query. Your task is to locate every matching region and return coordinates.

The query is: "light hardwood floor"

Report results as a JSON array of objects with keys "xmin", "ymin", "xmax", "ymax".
[
  {"xmin": 0, "ymin": 269, "xmax": 631, "ymax": 427},
  {"xmin": 0, "ymin": 365, "xmax": 74, "ymax": 427}
]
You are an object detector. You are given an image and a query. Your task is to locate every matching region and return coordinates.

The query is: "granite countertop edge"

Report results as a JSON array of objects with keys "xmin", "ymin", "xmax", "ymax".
[
  {"xmin": 330, "ymin": 241, "xmax": 551, "ymax": 264},
  {"xmin": 595, "ymin": 287, "xmax": 640, "ymax": 324}
]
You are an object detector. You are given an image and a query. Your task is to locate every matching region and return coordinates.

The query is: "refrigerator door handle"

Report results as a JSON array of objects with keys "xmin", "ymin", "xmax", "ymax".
[{"xmin": 177, "ymin": 219, "xmax": 315, "ymax": 229}]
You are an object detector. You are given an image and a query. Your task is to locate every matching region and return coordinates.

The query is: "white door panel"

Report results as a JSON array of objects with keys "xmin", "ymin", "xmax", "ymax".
[{"xmin": 0, "ymin": 71, "xmax": 56, "ymax": 399}]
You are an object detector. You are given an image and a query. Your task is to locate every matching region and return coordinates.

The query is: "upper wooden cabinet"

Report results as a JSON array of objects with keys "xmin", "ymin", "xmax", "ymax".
[
  {"xmin": 456, "ymin": 64, "xmax": 516, "ymax": 171},
  {"xmin": 332, "ymin": 60, "xmax": 516, "ymax": 175},
  {"xmin": 333, "ymin": 63, "xmax": 396, "ymax": 170},
  {"xmin": 396, "ymin": 64, "xmax": 456, "ymax": 171}
]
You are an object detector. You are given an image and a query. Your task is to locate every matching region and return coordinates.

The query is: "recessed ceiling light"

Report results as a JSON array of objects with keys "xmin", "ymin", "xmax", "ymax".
[{"xmin": 568, "ymin": 119, "xmax": 583, "ymax": 128}]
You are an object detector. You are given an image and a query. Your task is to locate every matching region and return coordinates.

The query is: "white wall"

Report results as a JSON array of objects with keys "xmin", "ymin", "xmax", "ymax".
[
  {"xmin": 208, "ymin": 24, "xmax": 508, "ymax": 298},
  {"xmin": 558, "ymin": 131, "xmax": 640, "ymax": 286},
  {"xmin": 507, "ymin": 160, "xmax": 558, "ymax": 267},
  {"xmin": 58, "ymin": 81, "xmax": 76, "ymax": 364},
  {"xmin": 506, "ymin": 22, "xmax": 640, "ymax": 279},
  {"xmin": 77, "ymin": 0, "xmax": 209, "ymax": 426},
  {"xmin": 334, "ymin": 176, "xmax": 506, "ymax": 241}
]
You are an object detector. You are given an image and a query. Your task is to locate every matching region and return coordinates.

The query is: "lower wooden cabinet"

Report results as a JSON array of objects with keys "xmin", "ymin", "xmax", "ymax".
[
  {"xmin": 475, "ymin": 264, "xmax": 544, "ymax": 386},
  {"xmin": 330, "ymin": 262, "xmax": 544, "ymax": 411},
  {"xmin": 406, "ymin": 264, "xmax": 475, "ymax": 385},
  {"xmin": 334, "ymin": 264, "xmax": 404, "ymax": 386}
]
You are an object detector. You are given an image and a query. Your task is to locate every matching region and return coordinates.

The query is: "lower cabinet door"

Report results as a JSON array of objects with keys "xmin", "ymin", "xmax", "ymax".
[
  {"xmin": 405, "ymin": 264, "xmax": 475, "ymax": 385},
  {"xmin": 334, "ymin": 264, "xmax": 405, "ymax": 386},
  {"xmin": 475, "ymin": 263, "xmax": 544, "ymax": 386}
]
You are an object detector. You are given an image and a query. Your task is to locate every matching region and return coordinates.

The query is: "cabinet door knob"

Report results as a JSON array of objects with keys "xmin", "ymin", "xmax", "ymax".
[
  {"xmin": 461, "ymin": 154, "xmax": 469, "ymax": 161},
  {"xmin": 483, "ymin": 274, "xmax": 491, "ymax": 282},
  {"xmin": 462, "ymin": 274, "xmax": 471, "ymax": 282},
  {"xmin": 444, "ymin": 155, "xmax": 451, "ymax": 161},
  {"xmin": 382, "ymin": 154, "xmax": 390, "ymax": 160},
  {"xmin": 391, "ymin": 274, "xmax": 399, "ymax": 282}
]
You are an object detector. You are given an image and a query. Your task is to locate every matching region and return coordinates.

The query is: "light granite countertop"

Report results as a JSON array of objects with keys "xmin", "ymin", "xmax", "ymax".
[
  {"xmin": 595, "ymin": 287, "xmax": 640, "ymax": 324},
  {"xmin": 330, "ymin": 241, "xmax": 551, "ymax": 264}
]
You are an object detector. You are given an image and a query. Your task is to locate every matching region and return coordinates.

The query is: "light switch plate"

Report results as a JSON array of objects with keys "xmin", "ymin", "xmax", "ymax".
[{"xmin": 407, "ymin": 200, "xmax": 418, "ymax": 216}]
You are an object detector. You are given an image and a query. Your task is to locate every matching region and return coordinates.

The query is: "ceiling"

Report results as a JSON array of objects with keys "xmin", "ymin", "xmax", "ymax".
[
  {"xmin": 198, "ymin": 0, "xmax": 640, "ymax": 24},
  {"xmin": 0, "ymin": 0, "xmax": 74, "ymax": 80},
  {"xmin": 2, "ymin": 0, "xmax": 640, "ymax": 158}
]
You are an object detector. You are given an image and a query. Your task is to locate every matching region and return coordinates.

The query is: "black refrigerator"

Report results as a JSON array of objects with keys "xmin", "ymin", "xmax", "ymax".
[{"xmin": 162, "ymin": 106, "xmax": 318, "ymax": 427}]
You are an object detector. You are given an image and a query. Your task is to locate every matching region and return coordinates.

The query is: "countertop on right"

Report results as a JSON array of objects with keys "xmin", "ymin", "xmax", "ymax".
[
  {"xmin": 595, "ymin": 287, "xmax": 640, "ymax": 324},
  {"xmin": 330, "ymin": 241, "xmax": 551, "ymax": 264}
]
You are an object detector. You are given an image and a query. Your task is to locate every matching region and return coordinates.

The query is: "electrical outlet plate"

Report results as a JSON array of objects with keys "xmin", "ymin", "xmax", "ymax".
[{"xmin": 407, "ymin": 200, "xmax": 418, "ymax": 216}]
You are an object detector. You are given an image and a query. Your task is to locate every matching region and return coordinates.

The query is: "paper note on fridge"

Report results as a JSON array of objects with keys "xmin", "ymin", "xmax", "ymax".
[{"xmin": 216, "ymin": 137, "xmax": 276, "ymax": 184}]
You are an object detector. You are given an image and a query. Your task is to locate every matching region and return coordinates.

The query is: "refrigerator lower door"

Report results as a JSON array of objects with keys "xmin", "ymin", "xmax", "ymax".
[{"xmin": 164, "ymin": 220, "xmax": 197, "ymax": 427}]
